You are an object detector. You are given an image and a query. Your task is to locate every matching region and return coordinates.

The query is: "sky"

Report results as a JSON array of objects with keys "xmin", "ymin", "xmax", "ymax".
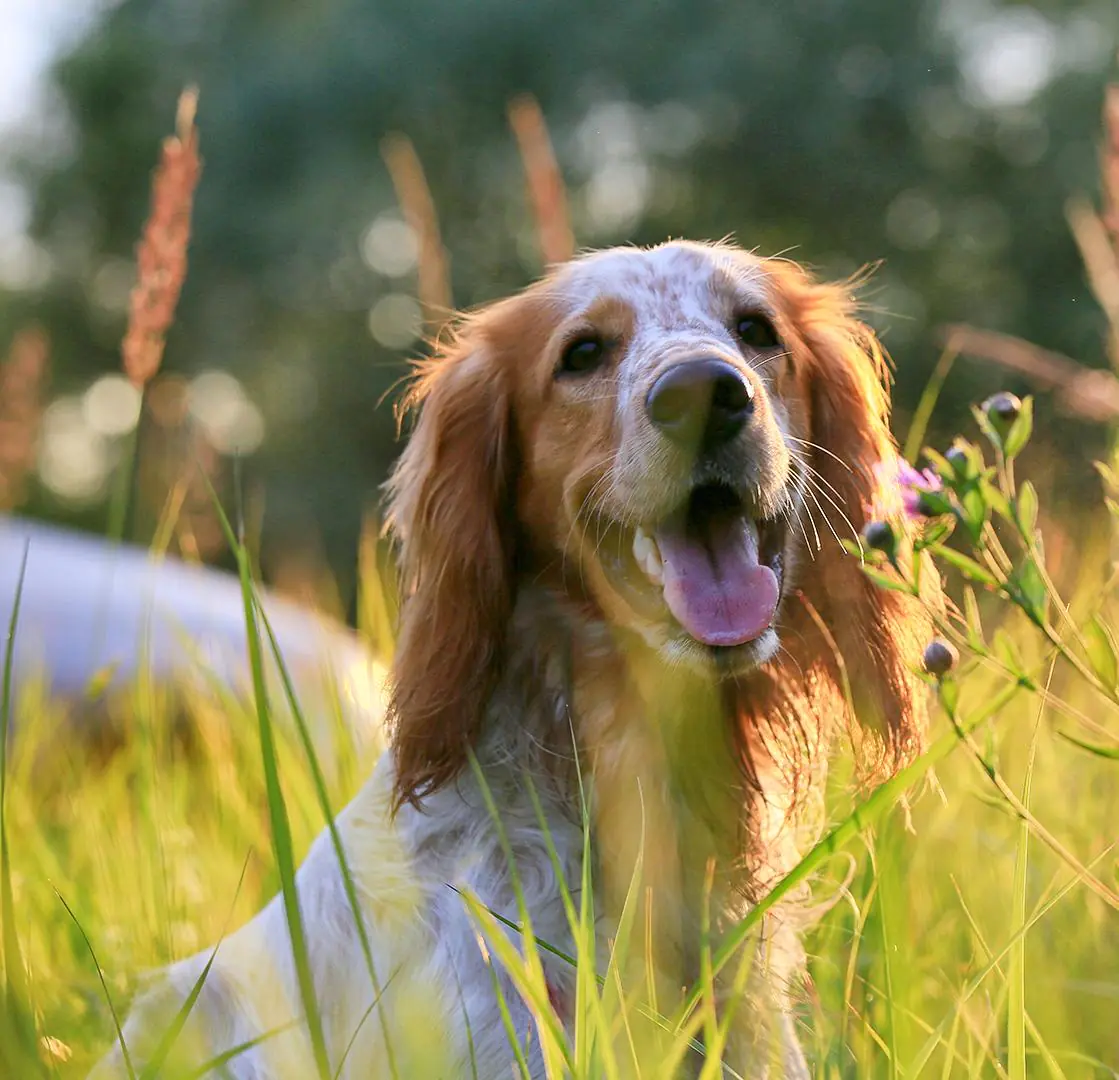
[{"xmin": 0, "ymin": 0, "xmax": 104, "ymax": 238}]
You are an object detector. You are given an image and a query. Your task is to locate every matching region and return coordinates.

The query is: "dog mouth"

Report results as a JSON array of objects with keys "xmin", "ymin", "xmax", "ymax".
[{"xmin": 628, "ymin": 482, "xmax": 786, "ymax": 648}]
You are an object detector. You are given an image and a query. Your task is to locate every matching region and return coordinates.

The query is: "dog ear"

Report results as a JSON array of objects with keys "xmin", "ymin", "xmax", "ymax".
[
  {"xmin": 756, "ymin": 266, "xmax": 940, "ymax": 775},
  {"xmin": 384, "ymin": 329, "xmax": 518, "ymax": 807},
  {"xmin": 805, "ymin": 303, "xmax": 938, "ymax": 769}
]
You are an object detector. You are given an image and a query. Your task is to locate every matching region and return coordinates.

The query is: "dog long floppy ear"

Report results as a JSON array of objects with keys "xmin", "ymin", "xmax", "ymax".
[
  {"xmin": 384, "ymin": 328, "xmax": 518, "ymax": 806},
  {"xmin": 782, "ymin": 269, "xmax": 940, "ymax": 771}
]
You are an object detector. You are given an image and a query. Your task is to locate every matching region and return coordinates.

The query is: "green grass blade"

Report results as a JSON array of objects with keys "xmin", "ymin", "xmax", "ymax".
[
  {"xmin": 235, "ymin": 551, "xmax": 331, "ymax": 1078},
  {"xmin": 904, "ymin": 341, "xmax": 959, "ymax": 463},
  {"xmin": 950, "ymin": 872, "xmax": 1068, "ymax": 1080},
  {"xmin": 475, "ymin": 925, "xmax": 534, "ymax": 1080},
  {"xmin": 255, "ymin": 597, "xmax": 400, "ymax": 1080},
  {"xmin": 184, "ymin": 1022, "xmax": 300, "ymax": 1080},
  {"xmin": 875, "ymin": 825, "xmax": 905, "ymax": 1080},
  {"xmin": 458, "ymin": 886, "xmax": 570, "ymax": 1073},
  {"xmin": 464, "ymin": 755, "xmax": 574, "ymax": 1075},
  {"xmin": 55, "ymin": 887, "xmax": 136, "ymax": 1080},
  {"xmin": 0, "ymin": 541, "xmax": 32, "ymax": 1060},
  {"xmin": 332, "ymin": 967, "xmax": 401, "ymax": 1080},
  {"xmin": 105, "ymin": 406, "xmax": 143, "ymax": 545},
  {"xmin": 200, "ymin": 465, "xmax": 332, "ymax": 1080}
]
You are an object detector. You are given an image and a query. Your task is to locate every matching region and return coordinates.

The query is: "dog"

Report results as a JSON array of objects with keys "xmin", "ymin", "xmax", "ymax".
[{"xmin": 92, "ymin": 240, "xmax": 938, "ymax": 1079}]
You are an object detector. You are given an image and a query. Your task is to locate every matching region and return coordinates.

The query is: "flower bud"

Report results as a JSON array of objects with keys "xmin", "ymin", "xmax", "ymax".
[
  {"xmin": 862, "ymin": 520, "xmax": 897, "ymax": 560},
  {"xmin": 922, "ymin": 638, "xmax": 959, "ymax": 677},
  {"xmin": 982, "ymin": 392, "xmax": 1022, "ymax": 437},
  {"xmin": 944, "ymin": 445, "xmax": 969, "ymax": 476}
]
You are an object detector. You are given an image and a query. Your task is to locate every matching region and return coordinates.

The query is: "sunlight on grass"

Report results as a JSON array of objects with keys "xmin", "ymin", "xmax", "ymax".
[{"xmin": 1, "ymin": 459, "xmax": 1118, "ymax": 1077}]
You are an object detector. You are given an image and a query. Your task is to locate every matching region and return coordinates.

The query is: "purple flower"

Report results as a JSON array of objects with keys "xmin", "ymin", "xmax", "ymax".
[
  {"xmin": 871, "ymin": 456, "xmax": 942, "ymax": 520},
  {"xmin": 896, "ymin": 459, "xmax": 942, "ymax": 519}
]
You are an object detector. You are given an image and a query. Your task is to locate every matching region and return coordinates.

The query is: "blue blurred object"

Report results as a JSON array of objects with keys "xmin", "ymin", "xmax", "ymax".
[{"xmin": 0, "ymin": 513, "xmax": 388, "ymax": 753}]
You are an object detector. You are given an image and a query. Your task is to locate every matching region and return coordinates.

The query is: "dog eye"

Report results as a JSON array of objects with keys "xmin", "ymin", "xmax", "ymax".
[
  {"xmin": 735, "ymin": 314, "xmax": 781, "ymax": 350},
  {"xmin": 557, "ymin": 335, "xmax": 607, "ymax": 376}
]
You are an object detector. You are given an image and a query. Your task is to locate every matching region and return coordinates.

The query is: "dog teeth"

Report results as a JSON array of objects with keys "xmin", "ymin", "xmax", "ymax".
[{"xmin": 632, "ymin": 526, "xmax": 664, "ymax": 585}]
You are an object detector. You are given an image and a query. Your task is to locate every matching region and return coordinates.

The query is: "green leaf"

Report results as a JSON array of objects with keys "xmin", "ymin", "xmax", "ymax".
[
  {"xmin": 1009, "ymin": 553, "xmax": 1049, "ymax": 626},
  {"xmin": 916, "ymin": 489, "xmax": 955, "ymax": 518},
  {"xmin": 957, "ymin": 481, "xmax": 990, "ymax": 544},
  {"xmin": 1003, "ymin": 396, "xmax": 1034, "ymax": 459},
  {"xmin": 982, "ymin": 481, "xmax": 1014, "ymax": 524},
  {"xmin": 860, "ymin": 566, "xmax": 916, "ymax": 594},
  {"xmin": 963, "ymin": 586, "xmax": 986, "ymax": 651},
  {"xmin": 1083, "ymin": 617, "xmax": 1119, "ymax": 693},
  {"xmin": 1057, "ymin": 730, "xmax": 1119, "ymax": 760},
  {"xmin": 948, "ymin": 434, "xmax": 986, "ymax": 482},
  {"xmin": 931, "ymin": 545, "xmax": 1000, "ymax": 587},
  {"xmin": 1015, "ymin": 480, "xmax": 1039, "ymax": 538}
]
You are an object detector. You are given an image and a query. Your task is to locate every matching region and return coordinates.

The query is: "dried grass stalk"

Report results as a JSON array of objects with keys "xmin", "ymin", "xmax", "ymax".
[
  {"xmin": 942, "ymin": 323, "xmax": 1119, "ymax": 422},
  {"xmin": 507, "ymin": 95, "xmax": 574, "ymax": 266},
  {"xmin": 1101, "ymin": 83, "xmax": 1119, "ymax": 243},
  {"xmin": 381, "ymin": 134, "xmax": 453, "ymax": 331},
  {"xmin": 0, "ymin": 326, "xmax": 49, "ymax": 510},
  {"xmin": 1067, "ymin": 196, "xmax": 1119, "ymax": 369},
  {"xmin": 122, "ymin": 87, "xmax": 202, "ymax": 389},
  {"xmin": 1065, "ymin": 81, "xmax": 1119, "ymax": 372}
]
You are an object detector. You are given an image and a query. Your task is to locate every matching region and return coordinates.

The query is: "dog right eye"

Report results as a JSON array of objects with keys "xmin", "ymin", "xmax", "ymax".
[{"xmin": 557, "ymin": 335, "xmax": 607, "ymax": 376}]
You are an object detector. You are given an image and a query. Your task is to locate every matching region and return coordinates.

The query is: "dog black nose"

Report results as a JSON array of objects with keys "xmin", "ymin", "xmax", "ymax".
[{"xmin": 645, "ymin": 358, "xmax": 754, "ymax": 450}]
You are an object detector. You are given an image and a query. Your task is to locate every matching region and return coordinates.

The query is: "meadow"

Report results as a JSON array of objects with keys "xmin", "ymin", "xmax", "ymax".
[{"xmin": 2, "ymin": 89, "xmax": 1119, "ymax": 1080}]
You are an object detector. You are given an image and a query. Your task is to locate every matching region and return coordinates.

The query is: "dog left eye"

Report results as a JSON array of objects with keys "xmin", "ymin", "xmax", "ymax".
[
  {"xmin": 735, "ymin": 315, "xmax": 781, "ymax": 350},
  {"xmin": 557, "ymin": 335, "xmax": 607, "ymax": 376}
]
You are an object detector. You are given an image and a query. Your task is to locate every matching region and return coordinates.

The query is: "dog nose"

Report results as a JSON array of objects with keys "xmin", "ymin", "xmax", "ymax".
[{"xmin": 645, "ymin": 358, "xmax": 754, "ymax": 450}]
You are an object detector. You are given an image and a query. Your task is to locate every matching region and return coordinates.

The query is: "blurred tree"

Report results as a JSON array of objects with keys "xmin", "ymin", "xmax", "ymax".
[{"xmin": 2, "ymin": 0, "xmax": 1116, "ymax": 609}]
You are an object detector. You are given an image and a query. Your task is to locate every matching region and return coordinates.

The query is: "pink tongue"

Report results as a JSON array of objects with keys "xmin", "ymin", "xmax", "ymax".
[{"xmin": 654, "ymin": 515, "xmax": 778, "ymax": 647}]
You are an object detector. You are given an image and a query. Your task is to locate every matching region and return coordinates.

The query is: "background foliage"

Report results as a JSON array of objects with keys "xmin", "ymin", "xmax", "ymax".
[{"xmin": 3, "ymin": 0, "xmax": 1119, "ymax": 607}]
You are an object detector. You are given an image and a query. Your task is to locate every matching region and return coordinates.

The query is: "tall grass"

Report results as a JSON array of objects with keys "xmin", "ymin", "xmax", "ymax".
[
  {"xmin": 2, "ymin": 83, "xmax": 1119, "ymax": 1080},
  {"xmin": 1, "ymin": 391, "xmax": 1117, "ymax": 1078}
]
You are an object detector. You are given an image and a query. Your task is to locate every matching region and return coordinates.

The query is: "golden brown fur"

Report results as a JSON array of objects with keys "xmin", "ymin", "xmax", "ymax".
[{"xmin": 386, "ymin": 242, "xmax": 937, "ymax": 810}]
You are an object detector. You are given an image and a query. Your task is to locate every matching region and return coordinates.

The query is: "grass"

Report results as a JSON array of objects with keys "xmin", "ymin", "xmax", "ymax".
[{"xmin": 0, "ymin": 443, "xmax": 1117, "ymax": 1078}]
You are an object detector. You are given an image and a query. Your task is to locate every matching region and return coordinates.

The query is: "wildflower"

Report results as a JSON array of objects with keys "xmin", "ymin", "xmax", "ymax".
[
  {"xmin": 982, "ymin": 391, "xmax": 1022, "ymax": 438},
  {"xmin": 944, "ymin": 445, "xmax": 969, "ymax": 476},
  {"xmin": 895, "ymin": 458, "xmax": 942, "ymax": 519}
]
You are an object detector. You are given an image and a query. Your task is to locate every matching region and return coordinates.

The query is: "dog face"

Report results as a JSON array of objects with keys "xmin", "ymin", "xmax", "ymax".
[
  {"xmin": 510, "ymin": 242, "xmax": 811, "ymax": 672},
  {"xmin": 386, "ymin": 240, "xmax": 933, "ymax": 802}
]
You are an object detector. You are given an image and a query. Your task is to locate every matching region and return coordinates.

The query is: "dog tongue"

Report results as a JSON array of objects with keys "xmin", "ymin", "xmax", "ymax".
[{"xmin": 654, "ymin": 514, "xmax": 778, "ymax": 647}]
